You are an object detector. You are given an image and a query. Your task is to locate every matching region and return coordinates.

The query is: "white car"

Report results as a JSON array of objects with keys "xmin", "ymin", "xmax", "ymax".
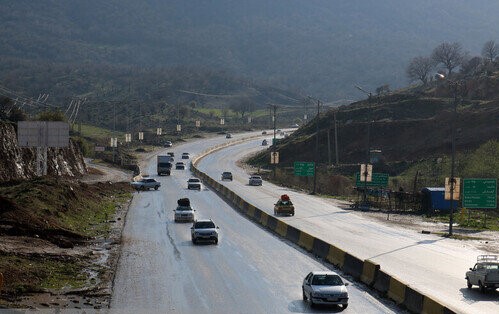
[
  {"xmin": 187, "ymin": 178, "xmax": 202, "ymax": 190},
  {"xmin": 182, "ymin": 152, "xmax": 190, "ymax": 159},
  {"xmin": 175, "ymin": 162, "xmax": 186, "ymax": 170},
  {"xmin": 191, "ymin": 219, "xmax": 219, "ymax": 244},
  {"xmin": 249, "ymin": 175, "xmax": 263, "ymax": 186},
  {"xmin": 302, "ymin": 271, "xmax": 349, "ymax": 309},
  {"xmin": 174, "ymin": 199, "xmax": 195, "ymax": 222}
]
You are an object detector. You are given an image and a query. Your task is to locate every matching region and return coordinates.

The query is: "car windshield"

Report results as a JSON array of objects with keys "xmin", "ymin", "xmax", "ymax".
[
  {"xmin": 188, "ymin": 179, "xmax": 200, "ymax": 182},
  {"xmin": 195, "ymin": 221, "xmax": 215, "ymax": 229},
  {"xmin": 311, "ymin": 274, "xmax": 343, "ymax": 286},
  {"xmin": 176, "ymin": 206, "xmax": 192, "ymax": 211},
  {"xmin": 251, "ymin": 176, "xmax": 261, "ymax": 179},
  {"xmin": 484, "ymin": 264, "xmax": 499, "ymax": 270}
]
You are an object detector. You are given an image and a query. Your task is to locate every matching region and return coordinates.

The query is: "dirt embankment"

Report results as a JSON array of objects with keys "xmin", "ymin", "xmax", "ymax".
[{"xmin": 0, "ymin": 177, "xmax": 133, "ymax": 310}]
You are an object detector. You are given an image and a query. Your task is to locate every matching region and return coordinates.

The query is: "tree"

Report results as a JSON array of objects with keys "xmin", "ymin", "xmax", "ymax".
[
  {"xmin": 460, "ymin": 56, "xmax": 482, "ymax": 77},
  {"xmin": 230, "ymin": 97, "xmax": 254, "ymax": 119},
  {"xmin": 431, "ymin": 42, "xmax": 464, "ymax": 75},
  {"xmin": 481, "ymin": 40, "xmax": 499, "ymax": 63},
  {"xmin": 406, "ymin": 56, "xmax": 434, "ymax": 85}
]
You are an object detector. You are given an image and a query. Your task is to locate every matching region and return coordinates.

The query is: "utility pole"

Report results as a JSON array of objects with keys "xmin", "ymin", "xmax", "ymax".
[
  {"xmin": 269, "ymin": 104, "xmax": 277, "ymax": 179},
  {"xmin": 355, "ymin": 85, "xmax": 375, "ymax": 208},
  {"xmin": 314, "ymin": 99, "xmax": 320, "ymax": 194},
  {"xmin": 334, "ymin": 110, "xmax": 339, "ymax": 165},
  {"xmin": 306, "ymin": 96, "xmax": 322, "ymax": 195},
  {"xmin": 327, "ymin": 127, "xmax": 331, "ymax": 165}
]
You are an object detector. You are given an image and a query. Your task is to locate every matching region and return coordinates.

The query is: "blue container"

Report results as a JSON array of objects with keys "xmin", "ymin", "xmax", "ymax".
[{"xmin": 421, "ymin": 187, "xmax": 458, "ymax": 212}]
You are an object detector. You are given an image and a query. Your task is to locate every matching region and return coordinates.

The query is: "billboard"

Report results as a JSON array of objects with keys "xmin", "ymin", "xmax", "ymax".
[{"xmin": 17, "ymin": 121, "xmax": 69, "ymax": 148}]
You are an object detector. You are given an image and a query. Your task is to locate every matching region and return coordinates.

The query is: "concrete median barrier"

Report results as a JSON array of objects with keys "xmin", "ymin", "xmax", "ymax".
[
  {"xmin": 342, "ymin": 253, "xmax": 364, "ymax": 280},
  {"xmin": 361, "ymin": 259, "xmax": 380, "ymax": 286},
  {"xmin": 260, "ymin": 212, "xmax": 269, "ymax": 227},
  {"xmin": 404, "ymin": 287, "xmax": 424, "ymax": 313},
  {"xmin": 298, "ymin": 231, "xmax": 314, "ymax": 252},
  {"xmin": 388, "ymin": 276, "xmax": 406, "ymax": 305},
  {"xmin": 311, "ymin": 238, "xmax": 330, "ymax": 259},
  {"xmin": 285, "ymin": 225, "xmax": 301, "ymax": 243},
  {"xmin": 326, "ymin": 245, "xmax": 346, "ymax": 268},
  {"xmin": 373, "ymin": 269, "xmax": 391, "ymax": 295},
  {"xmin": 275, "ymin": 220, "xmax": 288, "ymax": 237}
]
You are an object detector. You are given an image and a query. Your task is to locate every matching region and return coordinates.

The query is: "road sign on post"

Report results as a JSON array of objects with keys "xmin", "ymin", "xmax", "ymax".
[
  {"xmin": 125, "ymin": 133, "xmax": 132, "ymax": 142},
  {"xmin": 359, "ymin": 164, "xmax": 373, "ymax": 182},
  {"xmin": 138, "ymin": 132, "xmax": 144, "ymax": 140},
  {"xmin": 156, "ymin": 128, "xmax": 162, "ymax": 135},
  {"xmin": 176, "ymin": 124, "xmax": 181, "ymax": 132},
  {"xmin": 195, "ymin": 120, "xmax": 201, "ymax": 127},
  {"xmin": 445, "ymin": 177, "xmax": 461, "ymax": 200},
  {"xmin": 294, "ymin": 162, "xmax": 315, "ymax": 177},
  {"xmin": 270, "ymin": 152, "xmax": 279, "ymax": 164},
  {"xmin": 355, "ymin": 172, "xmax": 389, "ymax": 187},
  {"xmin": 463, "ymin": 178, "xmax": 497, "ymax": 209},
  {"xmin": 220, "ymin": 118, "xmax": 225, "ymax": 125}
]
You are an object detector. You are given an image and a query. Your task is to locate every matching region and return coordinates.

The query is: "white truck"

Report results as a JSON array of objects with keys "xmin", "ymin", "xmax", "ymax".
[
  {"xmin": 466, "ymin": 255, "xmax": 499, "ymax": 292},
  {"xmin": 157, "ymin": 155, "xmax": 173, "ymax": 176}
]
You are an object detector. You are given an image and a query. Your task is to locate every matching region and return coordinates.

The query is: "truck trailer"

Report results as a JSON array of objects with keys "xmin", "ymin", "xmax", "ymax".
[{"xmin": 157, "ymin": 155, "xmax": 173, "ymax": 175}]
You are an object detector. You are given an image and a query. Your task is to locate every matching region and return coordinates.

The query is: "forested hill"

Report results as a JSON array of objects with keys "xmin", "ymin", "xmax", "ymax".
[{"xmin": 1, "ymin": 0, "xmax": 499, "ymax": 101}]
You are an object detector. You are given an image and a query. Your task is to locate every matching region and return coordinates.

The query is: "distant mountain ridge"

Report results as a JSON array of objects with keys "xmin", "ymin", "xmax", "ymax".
[{"xmin": 1, "ymin": 0, "xmax": 499, "ymax": 100}]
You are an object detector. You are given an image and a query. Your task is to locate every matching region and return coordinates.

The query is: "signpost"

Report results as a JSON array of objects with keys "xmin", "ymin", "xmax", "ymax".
[
  {"xmin": 463, "ymin": 178, "xmax": 497, "ymax": 209},
  {"xmin": 270, "ymin": 152, "xmax": 279, "ymax": 164},
  {"xmin": 445, "ymin": 177, "xmax": 461, "ymax": 200},
  {"xmin": 294, "ymin": 162, "xmax": 315, "ymax": 177},
  {"xmin": 355, "ymin": 172, "xmax": 389, "ymax": 187}
]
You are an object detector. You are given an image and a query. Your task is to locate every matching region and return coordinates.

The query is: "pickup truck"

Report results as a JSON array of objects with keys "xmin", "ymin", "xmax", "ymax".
[
  {"xmin": 130, "ymin": 178, "xmax": 161, "ymax": 191},
  {"xmin": 466, "ymin": 255, "xmax": 499, "ymax": 292}
]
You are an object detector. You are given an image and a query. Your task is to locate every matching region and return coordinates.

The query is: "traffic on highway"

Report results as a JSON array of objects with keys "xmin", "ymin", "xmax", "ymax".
[{"xmin": 111, "ymin": 132, "xmax": 400, "ymax": 313}]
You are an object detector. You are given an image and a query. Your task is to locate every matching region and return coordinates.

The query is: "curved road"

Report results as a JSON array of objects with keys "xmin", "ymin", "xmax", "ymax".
[
  {"xmin": 197, "ymin": 137, "xmax": 499, "ymax": 314},
  {"xmin": 110, "ymin": 132, "xmax": 399, "ymax": 313}
]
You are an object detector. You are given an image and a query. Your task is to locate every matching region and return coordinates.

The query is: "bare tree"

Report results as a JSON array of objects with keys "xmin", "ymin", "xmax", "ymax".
[
  {"xmin": 460, "ymin": 56, "xmax": 483, "ymax": 77},
  {"xmin": 230, "ymin": 97, "xmax": 254, "ymax": 119},
  {"xmin": 481, "ymin": 40, "xmax": 499, "ymax": 62},
  {"xmin": 406, "ymin": 56, "xmax": 434, "ymax": 85},
  {"xmin": 431, "ymin": 42, "xmax": 464, "ymax": 75}
]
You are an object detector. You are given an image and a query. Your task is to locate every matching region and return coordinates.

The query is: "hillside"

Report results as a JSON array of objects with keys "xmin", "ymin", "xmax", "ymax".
[
  {"xmin": 1, "ymin": 0, "xmax": 499, "ymax": 101},
  {"xmin": 249, "ymin": 72, "xmax": 499, "ymax": 172}
]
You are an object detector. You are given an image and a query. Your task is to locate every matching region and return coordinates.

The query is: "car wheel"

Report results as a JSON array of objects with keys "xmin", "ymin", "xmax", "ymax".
[
  {"xmin": 467, "ymin": 278, "xmax": 472, "ymax": 289},
  {"xmin": 214, "ymin": 239, "xmax": 218, "ymax": 245},
  {"xmin": 140, "ymin": 186, "xmax": 146, "ymax": 191},
  {"xmin": 479, "ymin": 281, "xmax": 486, "ymax": 293},
  {"xmin": 302, "ymin": 288, "xmax": 307, "ymax": 301},
  {"xmin": 274, "ymin": 210, "xmax": 277, "ymax": 215},
  {"xmin": 192, "ymin": 238, "xmax": 197, "ymax": 244},
  {"xmin": 341, "ymin": 304, "xmax": 348, "ymax": 311},
  {"xmin": 154, "ymin": 186, "xmax": 159, "ymax": 190}
]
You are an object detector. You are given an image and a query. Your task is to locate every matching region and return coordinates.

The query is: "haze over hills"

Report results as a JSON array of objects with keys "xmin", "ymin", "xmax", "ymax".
[{"xmin": 1, "ymin": 0, "xmax": 499, "ymax": 103}]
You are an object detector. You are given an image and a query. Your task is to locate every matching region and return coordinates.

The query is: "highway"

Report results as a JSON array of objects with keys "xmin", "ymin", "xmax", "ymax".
[
  {"xmin": 196, "ymin": 136, "xmax": 499, "ymax": 314},
  {"xmin": 110, "ymin": 132, "xmax": 399, "ymax": 313}
]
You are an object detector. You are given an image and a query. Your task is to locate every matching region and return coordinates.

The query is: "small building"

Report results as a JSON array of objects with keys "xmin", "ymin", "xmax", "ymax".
[{"xmin": 421, "ymin": 187, "xmax": 458, "ymax": 213}]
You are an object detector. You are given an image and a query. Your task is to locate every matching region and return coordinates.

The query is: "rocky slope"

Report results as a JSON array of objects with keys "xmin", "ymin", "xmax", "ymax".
[{"xmin": 0, "ymin": 122, "xmax": 86, "ymax": 181}]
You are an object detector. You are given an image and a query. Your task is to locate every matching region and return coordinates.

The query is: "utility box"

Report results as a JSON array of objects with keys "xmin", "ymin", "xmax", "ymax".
[{"xmin": 421, "ymin": 187, "xmax": 459, "ymax": 213}]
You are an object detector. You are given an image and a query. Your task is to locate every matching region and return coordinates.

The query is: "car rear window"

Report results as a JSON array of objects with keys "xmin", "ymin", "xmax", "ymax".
[
  {"xmin": 312, "ymin": 274, "xmax": 343, "ymax": 286},
  {"xmin": 195, "ymin": 221, "xmax": 215, "ymax": 229}
]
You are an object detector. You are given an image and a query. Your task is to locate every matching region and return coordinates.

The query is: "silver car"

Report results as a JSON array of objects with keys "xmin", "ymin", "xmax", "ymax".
[
  {"xmin": 174, "ymin": 205, "xmax": 196, "ymax": 222},
  {"xmin": 191, "ymin": 219, "xmax": 219, "ymax": 244},
  {"xmin": 187, "ymin": 178, "xmax": 202, "ymax": 190},
  {"xmin": 302, "ymin": 271, "xmax": 349, "ymax": 310},
  {"xmin": 249, "ymin": 175, "xmax": 263, "ymax": 186}
]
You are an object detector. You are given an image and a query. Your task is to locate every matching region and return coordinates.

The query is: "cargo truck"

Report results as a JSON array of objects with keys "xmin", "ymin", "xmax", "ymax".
[{"xmin": 157, "ymin": 155, "xmax": 173, "ymax": 175}]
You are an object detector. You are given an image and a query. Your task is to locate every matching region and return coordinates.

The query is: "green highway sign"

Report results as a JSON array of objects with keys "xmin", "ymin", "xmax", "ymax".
[
  {"xmin": 463, "ymin": 178, "xmax": 497, "ymax": 209},
  {"xmin": 294, "ymin": 161, "xmax": 315, "ymax": 177},
  {"xmin": 355, "ymin": 172, "xmax": 389, "ymax": 187}
]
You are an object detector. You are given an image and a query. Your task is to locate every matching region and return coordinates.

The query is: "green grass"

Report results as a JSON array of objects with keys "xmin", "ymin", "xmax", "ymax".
[
  {"xmin": 0, "ymin": 255, "xmax": 88, "ymax": 294},
  {"xmin": 77, "ymin": 123, "xmax": 123, "ymax": 140}
]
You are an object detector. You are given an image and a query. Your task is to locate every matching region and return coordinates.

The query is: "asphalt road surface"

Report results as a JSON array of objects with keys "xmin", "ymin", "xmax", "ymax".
[
  {"xmin": 110, "ymin": 132, "xmax": 399, "ymax": 313},
  {"xmin": 197, "ymin": 137, "xmax": 499, "ymax": 314}
]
